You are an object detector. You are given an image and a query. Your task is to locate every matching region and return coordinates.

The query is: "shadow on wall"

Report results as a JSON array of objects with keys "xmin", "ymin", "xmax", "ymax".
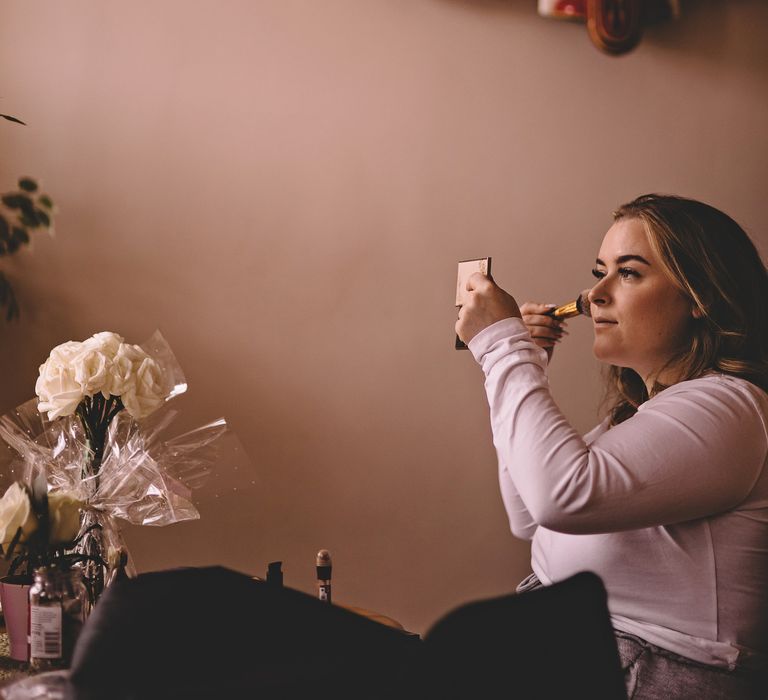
[
  {"xmin": 647, "ymin": 0, "xmax": 767, "ymax": 70},
  {"xmin": 437, "ymin": 0, "xmax": 768, "ymax": 74}
]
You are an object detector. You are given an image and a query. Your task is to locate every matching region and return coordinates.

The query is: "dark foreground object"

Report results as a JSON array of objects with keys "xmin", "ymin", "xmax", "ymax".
[
  {"xmin": 66, "ymin": 566, "xmax": 420, "ymax": 699},
  {"xmin": 417, "ymin": 570, "xmax": 627, "ymax": 699},
  {"xmin": 65, "ymin": 567, "xmax": 624, "ymax": 699}
]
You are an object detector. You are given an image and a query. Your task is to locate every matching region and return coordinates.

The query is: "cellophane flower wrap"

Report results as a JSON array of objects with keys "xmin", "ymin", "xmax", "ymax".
[{"xmin": 0, "ymin": 330, "xmax": 235, "ymax": 606}]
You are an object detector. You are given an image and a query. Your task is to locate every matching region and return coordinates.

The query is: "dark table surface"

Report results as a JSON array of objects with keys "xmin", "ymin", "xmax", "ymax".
[{"xmin": 0, "ymin": 604, "xmax": 417, "ymax": 688}]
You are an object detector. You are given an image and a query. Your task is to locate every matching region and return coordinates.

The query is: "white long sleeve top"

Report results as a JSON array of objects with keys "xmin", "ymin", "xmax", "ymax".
[{"xmin": 468, "ymin": 317, "xmax": 768, "ymax": 671}]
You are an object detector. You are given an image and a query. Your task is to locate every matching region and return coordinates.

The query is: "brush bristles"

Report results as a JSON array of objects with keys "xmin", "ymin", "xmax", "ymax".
[{"xmin": 576, "ymin": 290, "xmax": 592, "ymax": 317}]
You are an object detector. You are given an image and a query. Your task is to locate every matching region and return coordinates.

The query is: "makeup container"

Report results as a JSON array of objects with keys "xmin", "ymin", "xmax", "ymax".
[
  {"xmin": 266, "ymin": 561, "xmax": 283, "ymax": 588},
  {"xmin": 29, "ymin": 566, "xmax": 87, "ymax": 670},
  {"xmin": 316, "ymin": 550, "xmax": 332, "ymax": 603}
]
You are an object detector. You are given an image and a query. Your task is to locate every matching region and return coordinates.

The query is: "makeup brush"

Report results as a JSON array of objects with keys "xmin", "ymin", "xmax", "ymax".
[{"xmin": 547, "ymin": 289, "xmax": 592, "ymax": 320}]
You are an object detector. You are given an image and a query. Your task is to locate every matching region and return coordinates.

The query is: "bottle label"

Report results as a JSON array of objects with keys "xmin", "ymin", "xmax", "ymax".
[{"xmin": 30, "ymin": 604, "xmax": 62, "ymax": 659}]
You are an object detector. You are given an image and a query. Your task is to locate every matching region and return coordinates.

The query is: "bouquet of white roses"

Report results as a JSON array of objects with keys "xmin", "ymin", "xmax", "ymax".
[
  {"xmin": 34, "ymin": 331, "xmax": 184, "ymax": 470},
  {"xmin": 0, "ymin": 330, "xmax": 242, "ymax": 606}
]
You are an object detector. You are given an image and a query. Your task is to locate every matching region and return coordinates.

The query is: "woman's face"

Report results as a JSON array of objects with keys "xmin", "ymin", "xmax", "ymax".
[{"xmin": 589, "ymin": 217, "xmax": 697, "ymax": 388}]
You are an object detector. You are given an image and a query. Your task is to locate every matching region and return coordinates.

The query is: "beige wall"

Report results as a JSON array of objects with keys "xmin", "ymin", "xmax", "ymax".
[{"xmin": 0, "ymin": 1, "xmax": 766, "ymax": 634}]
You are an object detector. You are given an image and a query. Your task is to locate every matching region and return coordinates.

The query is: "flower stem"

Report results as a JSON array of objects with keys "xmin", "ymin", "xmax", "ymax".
[{"xmin": 76, "ymin": 394, "xmax": 125, "ymax": 480}]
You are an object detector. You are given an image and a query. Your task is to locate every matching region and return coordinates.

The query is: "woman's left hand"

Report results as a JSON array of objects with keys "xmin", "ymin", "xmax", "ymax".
[{"xmin": 456, "ymin": 272, "xmax": 521, "ymax": 345}]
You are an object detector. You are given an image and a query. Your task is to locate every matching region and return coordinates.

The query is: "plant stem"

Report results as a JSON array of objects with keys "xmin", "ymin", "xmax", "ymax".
[{"xmin": 76, "ymin": 394, "xmax": 125, "ymax": 480}]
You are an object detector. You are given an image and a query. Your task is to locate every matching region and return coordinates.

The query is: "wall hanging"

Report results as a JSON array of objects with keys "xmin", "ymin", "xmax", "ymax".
[{"xmin": 538, "ymin": 0, "xmax": 680, "ymax": 55}]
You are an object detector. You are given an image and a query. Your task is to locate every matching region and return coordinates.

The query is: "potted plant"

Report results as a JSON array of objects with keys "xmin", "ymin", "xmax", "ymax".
[
  {"xmin": 0, "ymin": 112, "xmax": 55, "ymax": 320},
  {"xmin": 0, "ymin": 476, "xmax": 85, "ymax": 663}
]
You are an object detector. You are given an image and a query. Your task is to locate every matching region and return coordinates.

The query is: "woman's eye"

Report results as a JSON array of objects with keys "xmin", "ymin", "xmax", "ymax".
[{"xmin": 591, "ymin": 267, "xmax": 639, "ymax": 280}]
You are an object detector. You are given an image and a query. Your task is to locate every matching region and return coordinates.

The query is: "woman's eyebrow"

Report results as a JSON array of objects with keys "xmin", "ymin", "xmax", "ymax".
[{"xmin": 594, "ymin": 254, "xmax": 652, "ymax": 266}]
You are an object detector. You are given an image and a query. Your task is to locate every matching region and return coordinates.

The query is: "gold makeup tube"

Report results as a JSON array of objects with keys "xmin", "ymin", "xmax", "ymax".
[
  {"xmin": 548, "ymin": 290, "xmax": 592, "ymax": 320},
  {"xmin": 316, "ymin": 549, "xmax": 332, "ymax": 603}
]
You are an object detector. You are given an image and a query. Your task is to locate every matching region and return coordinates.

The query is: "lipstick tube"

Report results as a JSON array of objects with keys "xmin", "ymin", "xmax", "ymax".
[{"xmin": 316, "ymin": 549, "xmax": 332, "ymax": 603}]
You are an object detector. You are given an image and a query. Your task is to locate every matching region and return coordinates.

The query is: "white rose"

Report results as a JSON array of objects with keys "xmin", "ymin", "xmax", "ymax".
[
  {"xmin": 48, "ymin": 340, "xmax": 85, "ymax": 365},
  {"xmin": 37, "ymin": 333, "xmax": 169, "ymax": 420},
  {"xmin": 47, "ymin": 491, "xmax": 82, "ymax": 545},
  {"xmin": 83, "ymin": 332, "xmax": 124, "ymax": 358},
  {"xmin": 73, "ymin": 348, "xmax": 112, "ymax": 396},
  {"xmin": 116, "ymin": 343, "xmax": 147, "ymax": 364},
  {"xmin": 107, "ymin": 354, "xmax": 134, "ymax": 397},
  {"xmin": 0, "ymin": 483, "xmax": 37, "ymax": 550},
  {"xmin": 121, "ymin": 356, "xmax": 166, "ymax": 419},
  {"xmin": 36, "ymin": 356, "xmax": 85, "ymax": 420},
  {"xmin": 107, "ymin": 343, "xmax": 150, "ymax": 397}
]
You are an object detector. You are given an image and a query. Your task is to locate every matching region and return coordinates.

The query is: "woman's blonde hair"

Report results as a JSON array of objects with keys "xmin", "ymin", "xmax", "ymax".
[{"xmin": 605, "ymin": 194, "xmax": 768, "ymax": 425}]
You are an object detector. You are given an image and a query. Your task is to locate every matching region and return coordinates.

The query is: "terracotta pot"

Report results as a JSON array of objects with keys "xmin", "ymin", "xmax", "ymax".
[{"xmin": 0, "ymin": 575, "xmax": 33, "ymax": 661}]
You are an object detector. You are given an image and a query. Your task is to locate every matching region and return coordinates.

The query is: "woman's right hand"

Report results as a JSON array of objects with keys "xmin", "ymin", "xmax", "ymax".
[{"xmin": 519, "ymin": 302, "xmax": 568, "ymax": 361}]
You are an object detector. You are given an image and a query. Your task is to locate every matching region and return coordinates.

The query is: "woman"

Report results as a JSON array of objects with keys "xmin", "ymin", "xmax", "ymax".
[{"xmin": 455, "ymin": 194, "xmax": 768, "ymax": 699}]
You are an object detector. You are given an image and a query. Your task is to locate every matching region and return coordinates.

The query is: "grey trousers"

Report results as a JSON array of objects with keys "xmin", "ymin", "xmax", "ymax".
[{"xmin": 616, "ymin": 630, "xmax": 765, "ymax": 700}]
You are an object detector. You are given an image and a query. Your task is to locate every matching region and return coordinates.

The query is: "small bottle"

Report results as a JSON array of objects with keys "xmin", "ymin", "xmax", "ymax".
[
  {"xmin": 266, "ymin": 561, "xmax": 283, "ymax": 587},
  {"xmin": 316, "ymin": 550, "xmax": 332, "ymax": 603},
  {"xmin": 29, "ymin": 566, "xmax": 87, "ymax": 670}
]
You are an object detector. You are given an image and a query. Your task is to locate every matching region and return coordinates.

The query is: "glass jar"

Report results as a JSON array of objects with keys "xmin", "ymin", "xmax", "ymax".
[{"xmin": 28, "ymin": 566, "xmax": 87, "ymax": 670}]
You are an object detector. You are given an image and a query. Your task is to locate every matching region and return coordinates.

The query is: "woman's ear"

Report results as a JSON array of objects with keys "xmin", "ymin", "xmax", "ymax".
[{"xmin": 691, "ymin": 305, "xmax": 704, "ymax": 319}]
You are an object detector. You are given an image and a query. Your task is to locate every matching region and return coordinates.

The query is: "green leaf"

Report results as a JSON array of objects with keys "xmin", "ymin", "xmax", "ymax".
[
  {"xmin": 14, "ymin": 227, "xmax": 30, "ymax": 245},
  {"xmin": 18, "ymin": 177, "xmax": 38, "ymax": 193},
  {"xmin": 38, "ymin": 194, "xmax": 54, "ymax": 209},
  {"xmin": 19, "ymin": 212, "xmax": 39, "ymax": 228},
  {"xmin": 7, "ymin": 231, "xmax": 21, "ymax": 253},
  {"xmin": 1, "ymin": 194, "xmax": 24, "ymax": 210},
  {"xmin": 36, "ymin": 209, "xmax": 51, "ymax": 228},
  {"xmin": 17, "ymin": 194, "xmax": 35, "ymax": 218},
  {"xmin": 0, "ymin": 215, "xmax": 8, "ymax": 241},
  {"xmin": 0, "ymin": 114, "xmax": 26, "ymax": 125},
  {"xmin": 6, "ymin": 526, "xmax": 23, "ymax": 559},
  {"xmin": 9, "ymin": 552, "xmax": 28, "ymax": 576}
]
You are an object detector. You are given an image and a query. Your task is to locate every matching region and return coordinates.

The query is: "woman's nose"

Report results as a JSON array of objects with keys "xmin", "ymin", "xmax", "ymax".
[{"xmin": 588, "ymin": 280, "xmax": 608, "ymax": 306}]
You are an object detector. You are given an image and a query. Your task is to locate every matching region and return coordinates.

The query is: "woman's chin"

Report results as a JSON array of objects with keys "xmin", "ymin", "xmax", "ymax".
[
  {"xmin": 592, "ymin": 342, "xmax": 622, "ymax": 366},
  {"xmin": 592, "ymin": 341, "xmax": 610, "ymax": 362}
]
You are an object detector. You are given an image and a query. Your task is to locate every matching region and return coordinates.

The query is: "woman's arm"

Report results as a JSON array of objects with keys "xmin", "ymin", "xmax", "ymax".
[
  {"xmin": 497, "ymin": 300, "xmax": 565, "ymax": 540},
  {"xmin": 498, "ymin": 405, "xmax": 611, "ymax": 540},
  {"xmin": 498, "ymin": 461, "xmax": 538, "ymax": 540},
  {"xmin": 470, "ymin": 317, "xmax": 767, "ymax": 534}
]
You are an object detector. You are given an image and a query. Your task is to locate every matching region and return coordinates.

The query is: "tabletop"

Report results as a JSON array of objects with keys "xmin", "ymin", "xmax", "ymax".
[{"xmin": 0, "ymin": 603, "xmax": 418, "ymax": 690}]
